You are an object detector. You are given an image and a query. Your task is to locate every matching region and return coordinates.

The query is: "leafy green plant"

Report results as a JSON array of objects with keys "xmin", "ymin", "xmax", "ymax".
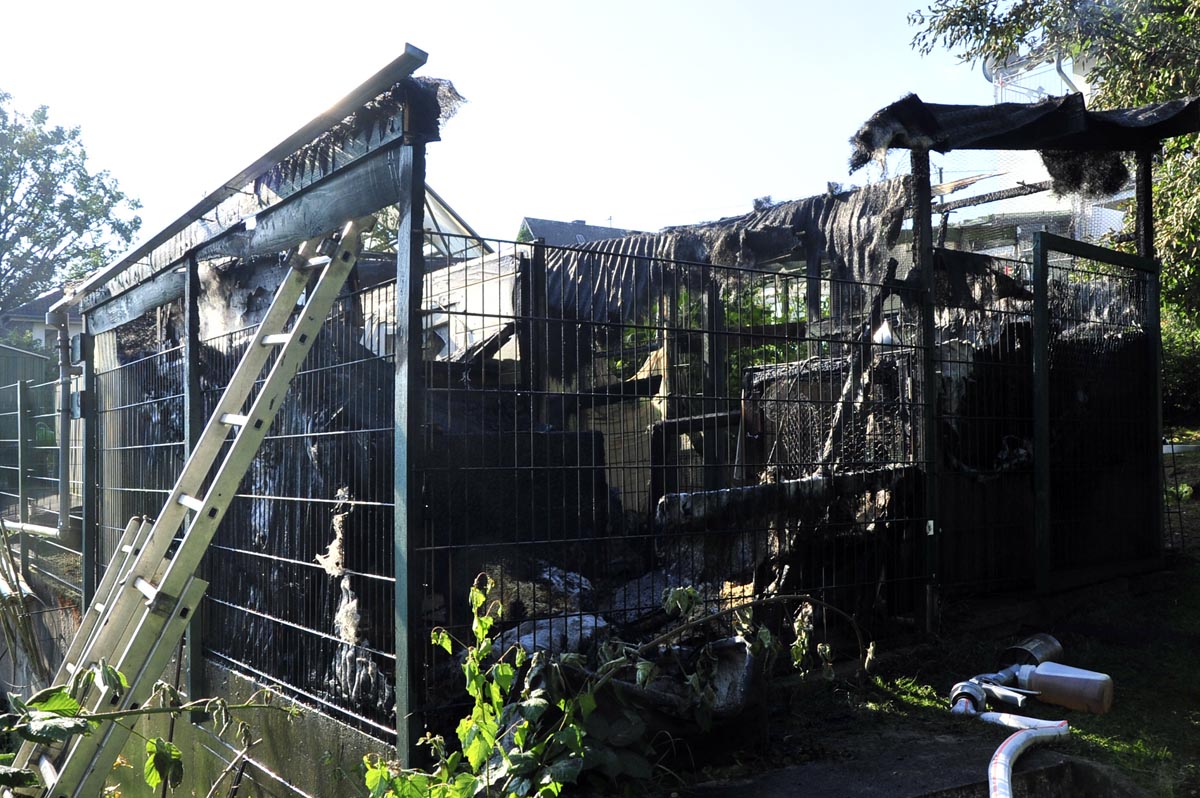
[
  {"xmin": 365, "ymin": 574, "xmax": 592, "ymax": 798},
  {"xmin": 0, "ymin": 663, "xmax": 290, "ymax": 792},
  {"xmin": 1166, "ymin": 482, "xmax": 1194, "ymax": 502},
  {"xmin": 366, "ymin": 576, "xmax": 871, "ymax": 798}
]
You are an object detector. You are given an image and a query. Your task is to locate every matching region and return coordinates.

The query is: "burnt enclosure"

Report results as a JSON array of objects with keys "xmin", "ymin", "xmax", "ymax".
[{"xmin": 55, "ymin": 82, "xmax": 1177, "ymax": 759}]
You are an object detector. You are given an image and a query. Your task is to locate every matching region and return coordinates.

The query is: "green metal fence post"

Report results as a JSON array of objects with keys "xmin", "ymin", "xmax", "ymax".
[
  {"xmin": 394, "ymin": 138, "xmax": 424, "ymax": 760},
  {"xmin": 912, "ymin": 147, "xmax": 940, "ymax": 632},
  {"xmin": 16, "ymin": 378, "xmax": 31, "ymax": 579},
  {"xmin": 1032, "ymin": 233, "xmax": 1051, "ymax": 593}
]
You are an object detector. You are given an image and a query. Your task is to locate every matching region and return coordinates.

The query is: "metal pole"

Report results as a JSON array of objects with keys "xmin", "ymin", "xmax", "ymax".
[
  {"xmin": 16, "ymin": 379, "xmax": 30, "ymax": 579},
  {"xmin": 1137, "ymin": 150, "xmax": 1164, "ymax": 556},
  {"xmin": 394, "ymin": 139, "xmax": 424, "ymax": 760},
  {"xmin": 49, "ymin": 310, "xmax": 74, "ymax": 551},
  {"xmin": 80, "ymin": 324, "xmax": 98, "ymax": 604},
  {"xmin": 1032, "ymin": 233, "xmax": 1051, "ymax": 593},
  {"xmin": 912, "ymin": 148, "xmax": 940, "ymax": 632},
  {"xmin": 184, "ymin": 257, "xmax": 207, "ymax": 708}
]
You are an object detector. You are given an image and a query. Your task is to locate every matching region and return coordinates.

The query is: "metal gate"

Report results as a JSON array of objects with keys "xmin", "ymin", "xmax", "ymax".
[{"xmin": 1033, "ymin": 232, "xmax": 1161, "ymax": 590}]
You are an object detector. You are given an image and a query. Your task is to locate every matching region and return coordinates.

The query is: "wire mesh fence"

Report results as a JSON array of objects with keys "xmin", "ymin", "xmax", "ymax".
[
  {"xmin": 411, "ymin": 232, "xmax": 933, "ymax": 729},
  {"xmin": 1041, "ymin": 240, "xmax": 1159, "ymax": 575},
  {"xmin": 95, "ymin": 341, "xmax": 186, "ymax": 573},
  {"xmin": 0, "ymin": 373, "xmax": 84, "ymax": 597},
  {"xmin": 198, "ymin": 279, "xmax": 398, "ymax": 736},
  {"xmin": 4, "ymin": 155, "xmax": 1162, "ymax": 745}
]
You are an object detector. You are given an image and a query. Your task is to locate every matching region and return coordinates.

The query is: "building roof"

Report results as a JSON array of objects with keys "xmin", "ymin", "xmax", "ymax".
[
  {"xmin": 1, "ymin": 287, "xmax": 80, "ymax": 322},
  {"xmin": 0, "ymin": 342, "xmax": 49, "ymax": 360},
  {"xmin": 520, "ymin": 217, "xmax": 636, "ymax": 248}
]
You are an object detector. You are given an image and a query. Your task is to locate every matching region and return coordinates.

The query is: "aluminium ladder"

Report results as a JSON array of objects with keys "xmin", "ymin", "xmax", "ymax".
[{"xmin": 9, "ymin": 217, "xmax": 375, "ymax": 798}]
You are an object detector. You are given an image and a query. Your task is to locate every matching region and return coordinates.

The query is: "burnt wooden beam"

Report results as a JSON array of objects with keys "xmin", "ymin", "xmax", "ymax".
[
  {"xmin": 931, "ymin": 180, "xmax": 1052, "ymax": 215},
  {"xmin": 722, "ymin": 320, "xmax": 806, "ymax": 344},
  {"xmin": 70, "ymin": 45, "xmax": 428, "ymax": 313},
  {"xmin": 195, "ymin": 142, "xmax": 412, "ymax": 261},
  {"xmin": 86, "ymin": 267, "xmax": 185, "ymax": 335},
  {"xmin": 654, "ymin": 465, "xmax": 912, "ymax": 533},
  {"xmin": 85, "ymin": 143, "xmax": 415, "ymax": 331}
]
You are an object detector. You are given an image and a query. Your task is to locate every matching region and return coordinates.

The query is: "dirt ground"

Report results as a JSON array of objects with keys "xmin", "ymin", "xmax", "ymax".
[{"xmin": 647, "ymin": 452, "xmax": 1200, "ymax": 797}]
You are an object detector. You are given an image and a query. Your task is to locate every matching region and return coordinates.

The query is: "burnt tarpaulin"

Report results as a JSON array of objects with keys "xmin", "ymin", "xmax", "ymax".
[
  {"xmin": 850, "ymin": 92, "xmax": 1200, "ymax": 170},
  {"xmin": 527, "ymin": 176, "xmax": 911, "ymax": 326}
]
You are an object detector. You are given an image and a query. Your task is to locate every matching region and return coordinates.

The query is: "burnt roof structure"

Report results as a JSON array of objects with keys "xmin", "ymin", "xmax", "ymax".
[{"xmin": 850, "ymin": 92, "xmax": 1200, "ymax": 170}]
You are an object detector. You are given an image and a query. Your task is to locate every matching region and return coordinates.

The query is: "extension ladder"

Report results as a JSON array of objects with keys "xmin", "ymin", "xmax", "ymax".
[{"xmin": 9, "ymin": 217, "xmax": 375, "ymax": 798}]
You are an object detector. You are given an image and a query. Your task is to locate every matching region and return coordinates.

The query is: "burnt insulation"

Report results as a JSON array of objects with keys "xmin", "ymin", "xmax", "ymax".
[{"xmin": 1039, "ymin": 149, "xmax": 1129, "ymax": 198}]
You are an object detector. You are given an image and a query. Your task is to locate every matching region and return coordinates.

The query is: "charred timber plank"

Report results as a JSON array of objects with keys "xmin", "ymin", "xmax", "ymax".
[
  {"xmin": 722, "ymin": 320, "xmax": 806, "ymax": 344},
  {"xmin": 651, "ymin": 408, "xmax": 740, "ymax": 436},
  {"xmin": 548, "ymin": 375, "xmax": 665, "ymax": 422},
  {"xmin": 86, "ymin": 268, "xmax": 186, "ymax": 335},
  {"xmin": 654, "ymin": 465, "xmax": 911, "ymax": 533},
  {"xmin": 195, "ymin": 144, "xmax": 411, "ymax": 261},
  {"xmin": 932, "ymin": 180, "xmax": 1052, "ymax": 214}
]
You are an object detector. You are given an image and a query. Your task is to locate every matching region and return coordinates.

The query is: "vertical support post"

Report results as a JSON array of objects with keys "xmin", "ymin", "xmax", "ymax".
[
  {"xmin": 531, "ymin": 239, "xmax": 548, "ymax": 429},
  {"xmin": 80, "ymin": 325, "xmax": 97, "ymax": 605},
  {"xmin": 183, "ymin": 258, "xmax": 207, "ymax": 705},
  {"xmin": 1136, "ymin": 149, "xmax": 1164, "ymax": 555},
  {"xmin": 517, "ymin": 241, "xmax": 547, "ymax": 425},
  {"xmin": 16, "ymin": 379, "xmax": 30, "ymax": 578},
  {"xmin": 53, "ymin": 313, "xmax": 72, "ymax": 551},
  {"xmin": 1032, "ymin": 233, "xmax": 1052, "ymax": 593},
  {"xmin": 701, "ymin": 274, "xmax": 726, "ymax": 491},
  {"xmin": 911, "ymin": 148, "xmax": 939, "ymax": 631},
  {"xmin": 394, "ymin": 140, "xmax": 424, "ymax": 760},
  {"xmin": 806, "ymin": 240, "xmax": 822, "ymax": 360}
]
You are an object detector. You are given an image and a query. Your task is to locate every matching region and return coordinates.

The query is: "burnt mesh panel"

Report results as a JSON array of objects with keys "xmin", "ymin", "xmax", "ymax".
[
  {"xmin": 200, "ymin": 281, "xmax": 397, "ymax": 737},
  {"xmin": 95, "ymin": 341, "xmax": 186, "ymax": 575}
]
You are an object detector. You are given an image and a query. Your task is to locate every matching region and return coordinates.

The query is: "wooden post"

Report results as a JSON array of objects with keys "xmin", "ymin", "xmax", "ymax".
[
  {"xmin": 806, "ymin": 239, "xmax": 822, "ymax": 359},
  {"xmin": 701, "ymin": 274, "xmax": 727, "ymax": 490}
]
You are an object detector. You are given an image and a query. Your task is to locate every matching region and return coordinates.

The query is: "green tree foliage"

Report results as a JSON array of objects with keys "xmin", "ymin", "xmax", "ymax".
[
  {"xmin": 0, "ymin": 91, "xmax": 141, "ymax": 311},
  {"xmin": 908, "ymin": 1, "xmax": 1200, "ymax": 315},
  {"xmin": 1161, "ymin": 304, "xmax": 1200, "ymax": 423}
]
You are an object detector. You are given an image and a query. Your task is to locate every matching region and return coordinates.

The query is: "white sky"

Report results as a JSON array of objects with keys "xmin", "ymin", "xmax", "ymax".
[{"xmin": 0, "ymin": 0, "xmax": 996, "ymax": 245}]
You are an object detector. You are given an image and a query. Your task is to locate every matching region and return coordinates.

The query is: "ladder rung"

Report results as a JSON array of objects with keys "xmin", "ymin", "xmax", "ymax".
[
  {"xmin": 306, "ymin": 255, "xmax": 332, "ymax": 268},
  {"xmin": 93, "ymin": 601, "xmax": 106, "ymax": 613},
  {"xmin": 261, "ymin": 333, "xmax": 292, "ymax": 346},
  {"xmin": 37, "ymin": 754, "xmax": 57, "ymax": 789},
  {"xmin": 177, "ymin": 494, "xmax": 205, "ymax": 512},
  {"xmin": 133, "ymin": 577, "xmax": 158, "ymax": 602},
  {"xmin": 65, "ymin": 661, "xmax": 77, "ymax": 674},
  {"xmin": 220, "ymin": 413, "xmax": 250, "ymax": 427}
]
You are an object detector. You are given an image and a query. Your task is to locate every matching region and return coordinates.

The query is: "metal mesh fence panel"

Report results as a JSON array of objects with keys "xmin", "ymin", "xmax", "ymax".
[
  {"xmin": 95, "ymin": 339, "xmax": 186, "ymax": 574},
  {"xmin": 411, "ymin": 232, "xmax": 931, "ymax": 732},
  {"xmin": 199, "ymin": 280, "xmax": 397, "ymax": 737},
  {"xmin": 1044, "ymin": 247, "xmax": 1159, "ymax": 573}
]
